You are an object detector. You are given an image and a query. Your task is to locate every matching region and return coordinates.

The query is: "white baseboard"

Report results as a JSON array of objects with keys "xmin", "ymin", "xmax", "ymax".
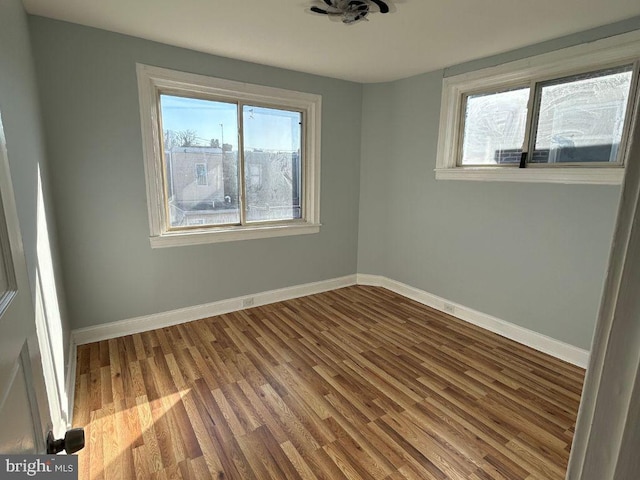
[
  {"xmin": 70, "ymin": 272, "xmax": 589, "ymax": 368},
  {"xmin": 72, "ymin": 275, "xmax": 358, "ymax": 345},
  {"xmin": 357, "ymin": 273, "xmax": 589, "ymax": 368}
]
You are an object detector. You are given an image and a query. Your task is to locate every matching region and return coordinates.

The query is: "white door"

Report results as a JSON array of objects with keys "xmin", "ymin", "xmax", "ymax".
[{"xmin": 0, "ymin": 112, "xmax": 52, "ymax": 453}]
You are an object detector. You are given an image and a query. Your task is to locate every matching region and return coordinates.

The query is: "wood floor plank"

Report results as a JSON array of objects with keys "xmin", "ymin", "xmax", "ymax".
[
  {"xmin": 88, "ymin": 409, "xmax": 103, "ymax": 480},
  {"xmin": 281, "ymin": 440, "xmax": 320, "ymax": 480},
  {"xmin": 73, "ymin": 285, "xmax": 584, "ymax": 479}
]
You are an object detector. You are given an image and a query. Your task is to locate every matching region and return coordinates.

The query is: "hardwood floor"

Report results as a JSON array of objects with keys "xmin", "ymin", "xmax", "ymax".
[{"xmin": 73, "ymin": 286, "xmax": 585, "ymax": 479}]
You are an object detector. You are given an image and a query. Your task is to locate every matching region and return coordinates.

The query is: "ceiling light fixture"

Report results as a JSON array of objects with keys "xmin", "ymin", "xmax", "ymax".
[{"xmin": 310, "ymin": 0, "xmax": 390, "ymax": 25}]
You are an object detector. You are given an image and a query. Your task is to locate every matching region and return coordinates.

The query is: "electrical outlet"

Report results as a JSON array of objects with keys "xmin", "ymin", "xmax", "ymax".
[
  {"xmin": 242, "ymin": 297, "xmax": 255, "ymax": 308},
  {"xmin": 443, "ymin": 303, "xmax": 455, "ymax": 315}
]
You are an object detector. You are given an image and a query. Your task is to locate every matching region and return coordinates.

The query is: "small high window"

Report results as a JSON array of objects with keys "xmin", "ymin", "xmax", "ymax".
[
  {"xmin": 529, "ymin": 67, "xmax": 632, "ymax": 166},
  {"xmin": 436, "ymin": 32, "xmax": 640, "ymax": 184},
  {"xmin": 137, "ymin": 65, "xmax": 321, "ymax": 247}
]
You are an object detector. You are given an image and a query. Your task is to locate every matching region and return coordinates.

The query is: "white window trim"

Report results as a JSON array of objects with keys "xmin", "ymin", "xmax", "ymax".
[
  {"xmin": 136, "ymin": 64, "xmax": 322, "ymax": 247},
  {"xmin": 435, "ymin": 30, "xmax": 640, "ymax": 185}
]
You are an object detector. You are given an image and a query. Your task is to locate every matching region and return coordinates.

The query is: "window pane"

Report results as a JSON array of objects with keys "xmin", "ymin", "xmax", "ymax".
[
  {"xmin": 243, "ymin": 106, "xmax": 302, "ymax": 222},
  {"xmin": 531, "ymin": 66, "xmax": 633, "ymax": 164},
  {"xmin": 160, "ymin": 94, "xmax": 240, "ymax": 227},
  {"xmin": 460, "ymin": 88, "xmax": 529, "ymax": 165}
]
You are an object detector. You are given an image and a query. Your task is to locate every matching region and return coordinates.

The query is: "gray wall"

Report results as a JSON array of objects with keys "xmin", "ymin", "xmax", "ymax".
[
  {"xmin": 0, "ymin": 3, "xmax": 71, "ymax": 366},
  {"xmin": 28, "ymin": 17, "xmax": 363, "ymax": 330},
  {"xmin": 358, "ymin": 19, "xmax": 640, "ymax": 350}
]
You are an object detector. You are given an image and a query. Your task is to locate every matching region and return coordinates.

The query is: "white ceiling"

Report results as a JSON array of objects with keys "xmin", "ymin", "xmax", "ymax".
[{"xmin": 22, "ymin": 0, "xmax": 640, "ymax": 83}]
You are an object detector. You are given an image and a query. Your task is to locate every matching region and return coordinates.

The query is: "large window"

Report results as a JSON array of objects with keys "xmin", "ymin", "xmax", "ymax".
[
  {"xmin": 137, "ymin": 65, "xmax": 321, "ymax": 247},
  {"xmin": 436, "ymin": 32, "xmax": 640, "ymax": 184}
]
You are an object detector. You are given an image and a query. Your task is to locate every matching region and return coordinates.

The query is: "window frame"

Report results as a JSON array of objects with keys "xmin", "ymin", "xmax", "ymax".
[
  {"xmin": 436, "ymin": 30, "xmax": 640, "ymax": 184},
  {"xmin": 137, "ymin": 64, "xmax": 321, "ymax": 247}
]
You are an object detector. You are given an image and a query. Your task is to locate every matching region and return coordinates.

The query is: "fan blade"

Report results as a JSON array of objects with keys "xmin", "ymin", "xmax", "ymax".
[
  {"xmin": 348, "ymin": 2, "xmax": 369, "ymax": 11},
  {"xmin": 311, "ymin": 6, "xmax": 330, "ymax": 14},
  {"xmin": 370, "ymin": 0, "xmax": 390, "ymax": 13}
]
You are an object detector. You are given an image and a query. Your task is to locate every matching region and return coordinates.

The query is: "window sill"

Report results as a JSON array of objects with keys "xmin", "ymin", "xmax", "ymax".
[
  {"xmin": 149, "ymin": 222, "xmax": 321, "ymax": 248},
  {"xmin": 434, "ymin": 167, "xmax": 625, "ymax": 185}
]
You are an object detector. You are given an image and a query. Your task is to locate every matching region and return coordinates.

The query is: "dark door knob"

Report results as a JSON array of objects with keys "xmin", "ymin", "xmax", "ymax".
[{"xmin": 46, "ymin": 428, "xmax": 85, "ymax": 454}]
